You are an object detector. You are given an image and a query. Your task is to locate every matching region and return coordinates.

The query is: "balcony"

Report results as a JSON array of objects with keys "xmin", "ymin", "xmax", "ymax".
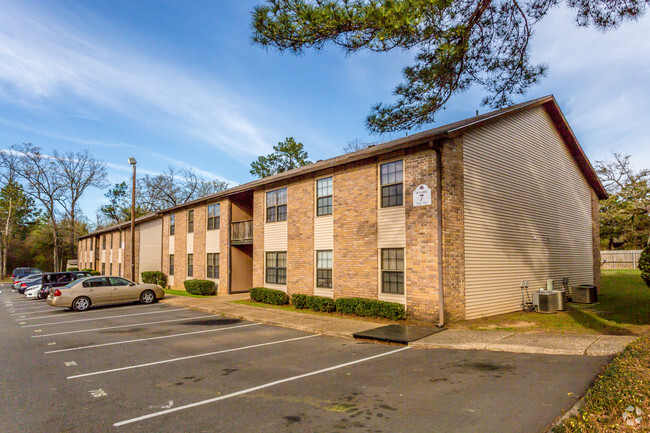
[{"xmin": 231, "ymin": 220, "xmax": 253, "ymax": 245}]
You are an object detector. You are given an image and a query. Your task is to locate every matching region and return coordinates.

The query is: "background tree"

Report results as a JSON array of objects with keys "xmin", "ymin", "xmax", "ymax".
[
  {"xmin": 252, "ymin": 0, "xmax": 647, "ymax": 133},
  {"xmin": 0, "ymin": 181, "xmax": 39, "ymax": 278},
  {"xmin": 342, "ymin": 138, "xmax": 379, "ymax": 154},
  {"xmin": 54, "ymin": 149, "xmax": 107, "ymax": 266},
  {"xmin": 99, "ymin": 182, "xmax": 144, "ymax": 225},
  {"xmin": 596, "ymin": 153, "xmax": 650, "ymax": 249},
  {"xmin": 250, "ymin": 137, "xmax": 311, "ymax": 178}
]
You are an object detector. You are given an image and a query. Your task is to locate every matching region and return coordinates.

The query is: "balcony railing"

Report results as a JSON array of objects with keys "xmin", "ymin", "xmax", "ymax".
[{"xmin": 231, "ymin": 220, "xmax": 253, "ymax": 245}]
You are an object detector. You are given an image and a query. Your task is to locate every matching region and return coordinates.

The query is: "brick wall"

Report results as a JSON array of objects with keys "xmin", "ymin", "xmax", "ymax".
[
  {"xmin": 193, "ymin": 206, "xmax": 206, "ymax": 281},
  {"xmin": 161, "ymin": 215, "xmax": 171, "ymax": 287},
  {"xmin": 287, "ymin": 177, "xmax": 314, "ymax": 295},
  {"xmin": 175, "ymin": 211, "xmax": 187, "ymax": 284},
  {"xmin": 252, "ymin": 190, "xmax": 265, "ymax": 287},
  {"xmin": 333, "ymin": 161, "xmax": 378, "ymax": 299},
  {"xmin": 218, "ymin": 199, "xmax": 231, "ymax": 295}
]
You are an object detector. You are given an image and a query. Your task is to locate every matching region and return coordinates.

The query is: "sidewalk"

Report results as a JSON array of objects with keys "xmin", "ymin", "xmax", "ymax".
[{"xmin": 160, "ymin": 294, "xmax": 638, "ymax": 356}]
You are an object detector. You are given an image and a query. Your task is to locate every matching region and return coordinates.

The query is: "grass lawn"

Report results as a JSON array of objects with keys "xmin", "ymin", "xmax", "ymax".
[
  {"xmin": 553, "ymin": 335, "xmax": 649, "ymax": 432},
  {"xmin": 455, "ymin": 270, "xmax": 649, "ymax": 335},
  {"xmin": 164, "ymin": 288, "xmax": 216, "ymax": 298}
]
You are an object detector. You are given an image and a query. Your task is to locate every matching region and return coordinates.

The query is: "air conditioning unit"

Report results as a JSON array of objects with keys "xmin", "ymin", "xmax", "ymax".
[
  {"xmin": 532, "ymin": 290, "xmax": 558, "ymax": 313},
  {"xmin": 572, "ymin": 285, "xmax": 598, "ymax": 304}
]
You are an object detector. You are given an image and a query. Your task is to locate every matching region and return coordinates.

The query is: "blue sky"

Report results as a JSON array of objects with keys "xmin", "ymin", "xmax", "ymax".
[{"xmin": 1, "ymin": 0, "xmax": 649, "ymax": 223}]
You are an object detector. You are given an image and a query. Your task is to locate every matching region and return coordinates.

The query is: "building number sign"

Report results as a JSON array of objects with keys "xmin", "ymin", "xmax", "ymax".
[{"xmin": 413, "ymin": 184, "xmax": 431, "ymax": 206}]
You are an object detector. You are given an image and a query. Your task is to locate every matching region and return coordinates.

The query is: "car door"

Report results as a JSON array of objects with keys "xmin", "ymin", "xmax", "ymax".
[
  {"xmin": 107, "ymin": 277, "xmax": 137, "ymax": 302},
  {"xmin": 81, "ymin": 278, "xmax": 113, "ymax": 305}
]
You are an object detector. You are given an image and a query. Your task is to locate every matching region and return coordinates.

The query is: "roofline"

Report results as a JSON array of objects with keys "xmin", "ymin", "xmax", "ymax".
[
  {"xmin": 78, "ymin": 213, "xmax": 159, "ymax": 240},
  {"xmin": 79, "ymin": 95, "xmax": 607, "ymax": 240}
]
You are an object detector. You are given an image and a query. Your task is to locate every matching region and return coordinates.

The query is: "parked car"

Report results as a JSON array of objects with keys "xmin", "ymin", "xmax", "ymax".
[
  {"xmin": 18, "ymin": 276, "xmax": 44, "ymax": 294},
  {"xmin": 47, "ymin": 276, "xmax": 164, "ymax": 311},
  {"xmin": 13, "ymin": 273, "xmax": 43, "ymax": 290},
  {"xmin": 11, "ymin": 267, "xmax": 42, "ymax": 283},
  {"xmin": 38, "ymin": 271, "xmax": 93, "ymax": 299},
  {"xmin": 24, "ymin": 284, "xmax": 42, "ymax": 299}
]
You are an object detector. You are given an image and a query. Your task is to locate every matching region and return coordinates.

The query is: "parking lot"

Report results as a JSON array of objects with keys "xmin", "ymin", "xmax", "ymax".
[{"xmin": 0, "ymin": 285, "xmax": 611, "ymax": 433}]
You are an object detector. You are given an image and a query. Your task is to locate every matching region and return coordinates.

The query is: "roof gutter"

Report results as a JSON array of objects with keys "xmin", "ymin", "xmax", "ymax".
[{"xmin": 434, "ymin": 142, "xmax": 445, "ymax": 328}]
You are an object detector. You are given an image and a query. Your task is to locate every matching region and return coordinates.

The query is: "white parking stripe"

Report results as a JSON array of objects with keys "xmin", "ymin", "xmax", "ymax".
[
  {"xmin": 15, "ymin": 304, "xmax": 167, "ymax": 319},
  {"xmin": 31, "ymin": 315, "xmax": 216, "ymax": 338},
  {"xmin": 10, "ymin": 308, "xmax": 54, "ymax": 315},
  {"xmin": 22, "ymin": 308, "xmax": 187, "ymax": 328},
  {"xmin": 46, "ymin": 323, "xmax": 260, "ymax": 354},
  {"xmin": 7, "ymin": 305, "xmax": 53, "ymax": 312},
  {"xmin": 113, "ymin": 346, "xmax": 409, "ymax": 427},
  {"xmin": 68, "ymin": 335, "xmax": 319, "ymax": 379}
]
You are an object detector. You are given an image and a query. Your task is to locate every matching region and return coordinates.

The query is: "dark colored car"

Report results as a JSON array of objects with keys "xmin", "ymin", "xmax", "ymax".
[
  {"xmin": 12, "ymin": 267, "xmax": 42, "ymax": 283},
  {"xmin": 17, "ymin": 274, "xmax": 44, "ymax": 294},
  {"xmin": 38, "ymin": 271, "xmax": 93, "ymax": 299}
]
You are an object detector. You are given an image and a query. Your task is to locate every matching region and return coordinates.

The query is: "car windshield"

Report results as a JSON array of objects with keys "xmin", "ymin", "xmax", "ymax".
[{"xmin": 63, "ymin": 280, "xmax": 79, "ymax": 288}]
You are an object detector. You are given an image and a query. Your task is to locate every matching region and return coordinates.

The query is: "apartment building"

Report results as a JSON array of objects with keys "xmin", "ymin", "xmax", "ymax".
[{"xmin": 78, "ymin": 96, "xmax": 607, "ymax": 322}]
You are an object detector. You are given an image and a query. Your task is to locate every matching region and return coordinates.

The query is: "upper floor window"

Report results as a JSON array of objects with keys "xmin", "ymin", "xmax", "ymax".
[
  {"xmin": 119, "ymin": 231, "xmax": 122, "ymax": 248},
  {"xmin": 102, "ymin": 235, "xmax": 106, "ymax": 250},
  {"xmin": 170, "ymin": 214, "xmax": 175, "ymax": 236},
  {"xmin": 380, "ymin": 160, "xmax": 403, "ymax": 208},
  {"xmin": 207, "ymin": 204, "xmax": 220, "ymax": 230},
  {"xmin": 187, "ymin": 210, "xmax": 194, "ymax": 233},
  {"xmin": 266, "ymin": 188, "xmax": 287, "ymax": 222},
  {"xmin": 110, "ymin": 233, "xmax": 113, "ymax": 247},
  {"xmin": 316, "ymin": 177, "xmax": 333, "ymax": 216}
]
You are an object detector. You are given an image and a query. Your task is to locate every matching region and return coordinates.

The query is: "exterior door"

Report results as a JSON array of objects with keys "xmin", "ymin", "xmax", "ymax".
[{"xmin": 107, "ymin": 277, "xmax": 138, "ymax": 302}]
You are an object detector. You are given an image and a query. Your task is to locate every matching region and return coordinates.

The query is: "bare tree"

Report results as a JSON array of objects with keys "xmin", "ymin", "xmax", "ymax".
[
  {"xmin": 11, "ymin": 143, "xmax": 65, "ymax": 271},
  {"xmin": 55, "ymin": 149, "xmax": 107, "ymax": 263},
  {"xmin": 0, "ymin": 150, "xmax": 20, "ymax": 277},
  {"xmin": 342, "ymin": 138, "xmax": 379, "ymax": 154}
]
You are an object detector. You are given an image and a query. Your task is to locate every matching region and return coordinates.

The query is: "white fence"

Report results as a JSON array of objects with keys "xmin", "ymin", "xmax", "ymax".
[{"xmin": 601, "ymin": 250, "xmax": 642, "ymax": 270}]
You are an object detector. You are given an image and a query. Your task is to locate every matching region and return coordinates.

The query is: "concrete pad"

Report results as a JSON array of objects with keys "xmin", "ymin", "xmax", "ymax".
[
  {"xmin": 411, "ymin": 329, "xmax": 515, "ymax": 350},
  {"xmin": 585, "ymin": 335, "xmax": 638, "ymax": 356},
  {"xmin": 487, "ymin": 333, "xmax": 598, "ymax": 355},
  {"xmin": 353, "ymin": 324, "xmax": 444, "ymax": 344}
]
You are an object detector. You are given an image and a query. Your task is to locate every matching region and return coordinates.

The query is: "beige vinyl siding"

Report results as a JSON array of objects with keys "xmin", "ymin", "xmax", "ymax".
[
  {"xmin": 206, "ymin": 230, "xmax": 220, "ymax": 253},
  {"xmin": 264, "ymin": 221, "xmax": 288, "ymax": 251},
  {"xmin": 314, "ymin": 215, "xmax": 333, "ymax": 250},
  {"xmin": 101, "ymin": 250, "xmax": 106, "ymax": 263},
  {"xmin": 168, "ymin": 276, "xmax": 174, "ymax": 287},
  {"xmin": 139, "ymin": 219, "xmax": 163, "ymax": 281},
  {"xmin": 118, "ymin": 249, "xmax": 123, "ymax": 264},
  {"xmin": 187, "ymin": 233, "xmax": 194, "ymax": 254},
  {"xmin": 464, "ymin": 106, "xmax": 594, "ymax": 319},
  {"xmin": 378, "ymin": 207, "xmax": 406, "ymax": 248},
  {"xmin": 169, "ymin": 234, "xmax": 175, "ymax": 254}
]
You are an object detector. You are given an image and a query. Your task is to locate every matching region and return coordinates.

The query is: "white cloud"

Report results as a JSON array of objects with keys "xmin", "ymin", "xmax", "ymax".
[{"xmin": 0, "ymin": 0, "xmax": 275, "ymax": 162}]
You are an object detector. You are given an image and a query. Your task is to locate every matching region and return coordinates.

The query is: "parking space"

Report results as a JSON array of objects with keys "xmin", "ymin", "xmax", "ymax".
[{"xmin": 0, "ymin": 285, "xmax": 611, "ymax": 433}]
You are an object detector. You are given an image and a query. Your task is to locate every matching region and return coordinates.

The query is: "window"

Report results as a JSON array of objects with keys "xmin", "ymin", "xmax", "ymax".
[
  {"xmin": 266, "ymin": 188, "xmax": 287, "ymax": 222},
  {"xmin": 83, "ymin": 278, "xmax": 108, "ymax": 288},
  {"xmin": 110, "ymin": 233, "xmax": 113, "ymax": 248},
  {"xmin": 187, "ymin": 210, "xmax": 194, "ymax": 233},
  {"xmin": 380, "ymin": 160, "xmax": 403, "ymax": 207},
  {"xmin": 187, "ymin": 254, "xmax": 193, "ymax": 277},
  {"xmin": 381, "ymin": 248, "xmax": 404, "ymax": 294},
  {"xmin": 119, "ymin": 231, "xmax": 122, "ymax": 248},
  {"xmin": 108, "ymin": 277, "xmax": 130, "ymax": 286},
  {"xmin": 109, "ymin": 263, "xmax": 112, "ymax": 275},
  {"xmin": 316, "ymin": 177, "xmax": 333, "ymax": 216},
  {"xmin": 118, "ymin": 263, "xmax": 122, "ymax": 277},
  {"xmin": 170, "ymin": 214, "xmax": 175, "ymax": 236},
  {"xmin": 101, "ymin": 263, "xmax": 106, "ymax": 275},
  {"xmin": 169, "ymin": 255, "xmax": 174, "ymax": 276},
  {"xmin": 265, "ymin": 252, "xmax": 287, "ymax": 285},
  {"xmin": 316, "ymin": 250, "xmax": 332, "ymax": 288},
  {"xmin": 207, "ymin": 253, "xmax": 219, "ymax": 279},
  {"xmin": 207, "ymin": 204, "xmax": 220, "ymax": 230},
  {"xmin": 102, "ymin": 235, "xmax": 106, "ymax": 249}
]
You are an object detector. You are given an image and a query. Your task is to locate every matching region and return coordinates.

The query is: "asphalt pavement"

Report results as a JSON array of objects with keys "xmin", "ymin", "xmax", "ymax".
[{"xmin": 0, "ymin": 284, "xmax": 613, "ymax": 433}]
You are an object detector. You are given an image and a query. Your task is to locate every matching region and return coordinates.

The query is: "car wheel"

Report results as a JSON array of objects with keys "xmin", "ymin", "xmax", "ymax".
[
  {"xmin": 140, "ymin": 290, "xmax": 156, "ymax": 304},
  {"xmin": 72, "ymin": 297, "xmax": 91, "ymax": 312}
]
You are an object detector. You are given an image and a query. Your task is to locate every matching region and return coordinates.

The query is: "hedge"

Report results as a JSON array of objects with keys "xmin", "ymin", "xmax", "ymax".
[
  {"xmin": 291, "ymin": 294, "xmax": 336, "ymax": 312},
  {"xmin": 250, "ymin": 287, "xmax": 289, "ymax": 305},
  {"xmin": 142, "ymin": 271, "xmax": 168, "ymax": 287},
  {"xmin": 82, "ymin": 268, "xmax": 100, "ymax": 276},
  {"xmin": 639, "ymin": 244, "xmax": 650, "ymax": 288},
  {"xmin": 67, "ymin": 267, "xmax": 79, "ymax": 272},
  {"xmin": 183, "ymin": 279, "xmax": 216, "ymax": 296},
  {"xmin": 335, "ymin": 297, "xmax": 405, "ymax": 320}
]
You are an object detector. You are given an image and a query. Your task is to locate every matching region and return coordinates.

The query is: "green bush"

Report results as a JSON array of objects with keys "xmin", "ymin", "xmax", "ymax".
[
  {"xmin": 306, "ymin": 295, "xmax": 336, "ymax": 312},
  {"xmin": 250, "ymin": 287, "xmax": 289, "ymax": 305},
  {"xmin": 183, "ymin": 279, "xmax": 216, "ymax": 296},
  {"xmin": 81, "ymin": 268, "xmax": 100, "ymax": 276},
  {"xmin": 639, "ymin": 244, "xmax": 650, "ymax": 288},
  {"xmin": 291, "ymin": 294, "xmax": 309, "ymax": 309},
  {"xmin": 67, "ymin": 267, "xmax": 79, "ymax": 272},
  {"xmin": 142, "ymin": 271, "xmax": 168, "ymax": 287},
  {"xmin": 335, "ymin": 297, "xmax": 406, "ymax": 320}
]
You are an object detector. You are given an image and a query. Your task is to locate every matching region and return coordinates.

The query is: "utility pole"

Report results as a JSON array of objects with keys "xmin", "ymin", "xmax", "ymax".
[{"xmin": 128, "ymin": 157, "xmax": 137, "ymax": 281}]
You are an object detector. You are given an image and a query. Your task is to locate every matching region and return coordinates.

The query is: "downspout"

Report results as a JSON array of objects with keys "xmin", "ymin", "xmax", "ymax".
[{"xmin": 434, "ymin": 143, "xmax": 445, "ymax": 328}]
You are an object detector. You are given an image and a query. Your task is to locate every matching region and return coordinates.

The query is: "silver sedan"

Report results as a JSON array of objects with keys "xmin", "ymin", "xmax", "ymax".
[{"xmin": 47, "ymin": 276, "xmax": 165, "ymax": 311}]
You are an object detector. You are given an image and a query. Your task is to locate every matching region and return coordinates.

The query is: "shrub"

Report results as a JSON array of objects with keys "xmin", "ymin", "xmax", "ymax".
[
  {"xmin": 81, "ymin": 268, "xmax": 100, "ymax": 276},
  {"xmin": 291, "ymin": 294, "xmax": 309, "ymax": 309},
  {"xmin": 67, "ymin": 267, "xmax": 79, "ymax": 272},
  {"xmin": 183, "ymin": 279, "xmax": 216, "ymax": 296},
  {"xmin": 639, "ymin": 244, "xmax": 650, "ymax": 288},
  {"xmin": 250, "ymin": 287, "xmax": 289, "ymax": 305},
  {"xmin": 142, "ymin": 271, "xmax": 168, "ymax": 287},
  {"xmin": 335, "ymin": 297, "xmax": 406, "ymax": 320},
  {"xmin": 306, "ymin": 295, "xmax": 336, "ymax": 312}
]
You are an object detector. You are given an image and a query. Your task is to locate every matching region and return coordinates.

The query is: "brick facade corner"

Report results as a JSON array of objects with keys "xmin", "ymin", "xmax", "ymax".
[
  {"xmin": 287, "ymin": 177, "xmax": 314, "ymax": 295},
  {"xmin": 252, "ymin": 189, "xmax": 265, "ymax": 287},
  {"xmin": 218, "ymin": 199, "xmax": 231, "ymax": 295}
]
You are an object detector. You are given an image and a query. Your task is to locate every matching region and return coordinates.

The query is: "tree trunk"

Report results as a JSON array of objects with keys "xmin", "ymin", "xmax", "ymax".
[{"xmin": 1, "ymin": 195, "xmax": 13, "ymax": 278}]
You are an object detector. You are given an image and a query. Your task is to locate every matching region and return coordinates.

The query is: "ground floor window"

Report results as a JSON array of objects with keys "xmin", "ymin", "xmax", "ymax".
[
  {"xmin": 207, "ymin": 253, "xmax": 219, "ymax": 279},
  {"xmin": 169, "ymin": 254, "xmax": 174, "ymax": 276},
  {"xmin": 187, "ymin": 254, "xmax": 194, "ymax": 277},
  {"xmin": 101, "ymin": 263, "xmax": 106, "ymax": 275},
  {"xmin": 265, "ymin": 252, "xmax": 286, "ymax": 285},
  {"xmin": 109, "ymin": 263, "xmax": 113, "ymax": 275},
  {"xmin": 316, "ymin": 250, "xmax": 332, "ymax": 288},
  {"xmin": 381, "ymin": 248, "xmax": 404, "ymax": 294},
  {"xmin": 118, "ymin": 263, "xmax": 122, "ymax": 277}
]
